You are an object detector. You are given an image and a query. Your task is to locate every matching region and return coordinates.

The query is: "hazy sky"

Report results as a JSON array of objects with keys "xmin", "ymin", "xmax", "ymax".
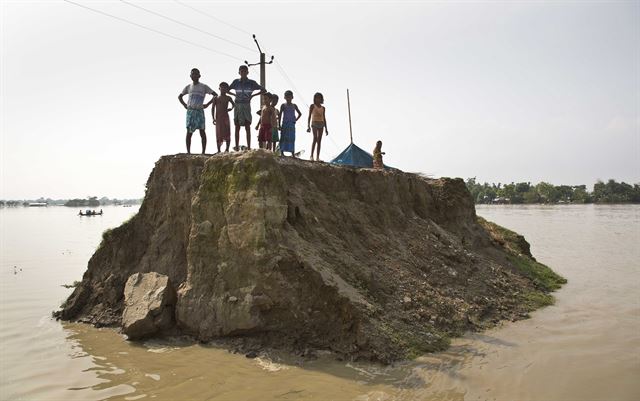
[{"xmin": 1, "ymin": 0, "xmax": 638, "ymax": 199}]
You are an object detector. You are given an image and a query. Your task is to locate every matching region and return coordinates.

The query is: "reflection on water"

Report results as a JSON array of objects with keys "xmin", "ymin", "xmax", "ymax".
[{"xmin": 1, "ymin": 204, "xmax": 639, "ymax": 400}]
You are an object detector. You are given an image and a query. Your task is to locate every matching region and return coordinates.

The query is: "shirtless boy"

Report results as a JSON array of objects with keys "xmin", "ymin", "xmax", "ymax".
[{"xmin": 212, "ymin": 82, "xmax": 235, "ymax": 153}]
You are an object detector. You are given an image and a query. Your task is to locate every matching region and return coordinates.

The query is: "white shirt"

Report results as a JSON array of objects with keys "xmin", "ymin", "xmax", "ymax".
[{"xmin": 181, "ymin": 83, "xmax": 217, "ymax": 109}]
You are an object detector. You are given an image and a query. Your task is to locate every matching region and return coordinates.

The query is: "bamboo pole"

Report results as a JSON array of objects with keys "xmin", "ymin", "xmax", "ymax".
[{"xmin": 347, "ymin": 89, "xmax": 353, "ymax": 144}]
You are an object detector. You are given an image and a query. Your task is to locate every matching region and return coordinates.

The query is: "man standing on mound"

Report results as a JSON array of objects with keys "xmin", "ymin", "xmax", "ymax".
[
  {"xmin": 229, "ymin": 65, "xmax": 264, "ymax": 150},
  {"xmin": 178, "ymin": 68, "xmax": 217, "ymax": 154}
]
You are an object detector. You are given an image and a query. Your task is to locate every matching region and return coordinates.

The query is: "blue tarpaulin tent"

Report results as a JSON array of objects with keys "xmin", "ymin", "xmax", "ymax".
[
  {"xmin": 330, "ymin": 143, "xmax": 376, "ymax": 168},
  {"xmin": 329, "ymin": 89, "xmax": 392, "ymax": 169}
]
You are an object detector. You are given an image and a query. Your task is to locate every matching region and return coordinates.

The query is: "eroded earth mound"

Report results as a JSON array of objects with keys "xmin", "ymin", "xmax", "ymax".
[{"xmin": 57, "ymin": 151, "xmax": 565, "ymax": 363}]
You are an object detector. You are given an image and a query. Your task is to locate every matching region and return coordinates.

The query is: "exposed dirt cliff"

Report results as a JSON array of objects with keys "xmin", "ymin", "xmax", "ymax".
[{"xmin": 57, "ymin": 151, "xmax": 565, "ymax": 363}]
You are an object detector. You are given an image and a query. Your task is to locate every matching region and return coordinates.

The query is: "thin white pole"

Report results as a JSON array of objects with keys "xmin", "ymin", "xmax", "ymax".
[{"xmin": 347, "ymin": 89, "xmax": 353, "ymax": 144}]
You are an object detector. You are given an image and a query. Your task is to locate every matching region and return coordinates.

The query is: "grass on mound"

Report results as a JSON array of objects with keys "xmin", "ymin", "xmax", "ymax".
[
  {"xmin": 478, "ymin": 216, "xmax": 566, "ymax": 313},
  {"xmin": 507, "ymin": 253, "xmax": 566, "ymax": 292},
  {"xmin": 521, "ymin": 290, "xmax": 555, "ymax": 310}
]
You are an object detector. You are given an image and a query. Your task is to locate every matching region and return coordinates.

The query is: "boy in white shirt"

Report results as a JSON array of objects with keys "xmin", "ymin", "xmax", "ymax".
[{"xmin": 178, "ymin": 68, "xmax": 217, "ymax": 154}]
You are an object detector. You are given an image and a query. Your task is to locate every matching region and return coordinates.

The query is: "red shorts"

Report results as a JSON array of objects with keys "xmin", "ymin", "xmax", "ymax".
[{"xmin": 258, "ymin": 123, "xmax": 272, "ymax": 142}]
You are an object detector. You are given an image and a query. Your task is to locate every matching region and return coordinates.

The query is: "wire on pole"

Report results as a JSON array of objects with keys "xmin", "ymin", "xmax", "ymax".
[
  {"xmin": 63, "ymin": 0, "xmax": 245, "ymax": 61},
  {"xmin": 120, "ymin": 0, "xmax": 254, "ymax": 52},
  {"xmin": 172, "ymin": 0, "xmax": 253, "ymax": 36}
]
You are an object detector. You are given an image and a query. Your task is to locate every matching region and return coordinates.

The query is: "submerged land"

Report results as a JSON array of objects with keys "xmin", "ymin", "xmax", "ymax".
[{"xmin": 56, "ymin": 151, "xmax": 565, "ymax": 363}]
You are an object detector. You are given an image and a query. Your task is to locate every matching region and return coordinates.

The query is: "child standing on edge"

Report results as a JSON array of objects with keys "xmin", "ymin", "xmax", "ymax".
[
  {"xmin": 178, "ymin": 68, "xmax": 217, "ymax": 154},
  {"xmin": 229, "ymin": 65, "xmax": 265, "ymax": 150},
  {"xmin": 279, "ymin": 90, "xmax": 302, "ymax": 157},
  {"xmin": 270, "ymin": 94, "xmax": 280, "ymax": 152},
  {"xmin": 256, "ymin": 93, "xmax": 275, "ymax": 149},
  {"xmin": 307, "ymin": 92, "xmax": 328, "ymax": 161},
  {"xmin": 212, "ymin": 82, "xmax": 235, "ymax": 153},
  {"xmin": 373, "ymin": 140, "xmax": 385, "ymax": 169}
]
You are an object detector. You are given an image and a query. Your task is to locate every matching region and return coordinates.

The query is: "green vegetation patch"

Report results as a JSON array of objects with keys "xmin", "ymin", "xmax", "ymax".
[
  {"xmin": 478, "ymin": 216, "xmax": 566, "ymax": 292},
  {"xmin": 199, "ymin": 154, "xmax": 285, "ymax": 205},
  {"xmin": 97, "ymin": 212, "xmax": 139, "ymax": 251},
  {"xmin": 521, "ymin": 290, "xmax": 555, "ymax": 310},
  {"xmin": 478, "ymin": 216, "xmax": 530, "ymax": 256},
  {"xmin": 507, "ymin": 253, "xmax": 566, "ymax": 292}
]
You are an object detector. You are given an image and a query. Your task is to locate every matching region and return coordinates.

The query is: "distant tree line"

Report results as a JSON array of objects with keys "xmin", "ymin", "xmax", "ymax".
[
  {"xmin": 64, "ymin": 196, "xmax": 101, "ymax": 207},
  {"xmin": 465, "ymin": 178, "xmax": 640, "ymax": 204},
  {"xmin": 0, "ymin": 196, "xmax": 142, "ymax": 207}
]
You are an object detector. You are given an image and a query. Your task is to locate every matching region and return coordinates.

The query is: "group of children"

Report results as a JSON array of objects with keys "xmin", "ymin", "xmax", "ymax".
[{"xmin": 179, "ymin": 65, "xmax": 329, "ymax": 161}]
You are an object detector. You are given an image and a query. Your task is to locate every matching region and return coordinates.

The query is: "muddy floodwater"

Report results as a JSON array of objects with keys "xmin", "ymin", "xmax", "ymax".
[{"xmin": 1, "ymin": 204, "xmax": 639, "ymax": 400}]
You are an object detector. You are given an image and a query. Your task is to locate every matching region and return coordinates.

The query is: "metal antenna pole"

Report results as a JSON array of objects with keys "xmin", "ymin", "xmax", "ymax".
[
  {"xmin": 347, "ymin": 89, "xmax": 353, "ymax": 144},
  {"xmin": 244, "ymin": 34, "xmax": 273, "ymax": 107}
]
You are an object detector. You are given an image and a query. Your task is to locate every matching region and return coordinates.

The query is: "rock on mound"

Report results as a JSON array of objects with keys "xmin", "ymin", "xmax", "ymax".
[{"xmin": 57, "ymin": 151, "xmax": 565, "ymax": 363}]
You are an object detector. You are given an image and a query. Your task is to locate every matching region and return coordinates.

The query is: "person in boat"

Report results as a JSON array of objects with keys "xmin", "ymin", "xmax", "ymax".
[{"xmin": 178, "ymin": 68, "xmax": 217, "ymax": 154}]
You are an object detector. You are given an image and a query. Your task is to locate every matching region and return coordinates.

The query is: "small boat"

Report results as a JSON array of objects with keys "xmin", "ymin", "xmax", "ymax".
[
  {"xmin": 79, "ymin": 209, "xmax": 103, "ymax": 216},
  {"xmin": 29, "ymin": 202, "xmax": 47, "ymax": 207}
]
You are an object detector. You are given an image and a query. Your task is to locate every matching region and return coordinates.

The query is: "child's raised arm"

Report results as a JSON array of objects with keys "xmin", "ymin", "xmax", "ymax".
[
  {"xmin": 211, "ymin": 99, "xmax": 216, "ymax": 124},
  {"xmin": 178, "ymin": 93, "xmax": 188, "ymax": 109},
  {"xmin": 250, "ymin": 89, "xmax": 266, "ymax": 99}
]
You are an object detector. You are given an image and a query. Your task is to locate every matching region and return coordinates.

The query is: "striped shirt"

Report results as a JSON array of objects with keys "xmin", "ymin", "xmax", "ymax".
[{"xmin": 229, "ymin": 78, "xmax": 263, "ymax": 104}]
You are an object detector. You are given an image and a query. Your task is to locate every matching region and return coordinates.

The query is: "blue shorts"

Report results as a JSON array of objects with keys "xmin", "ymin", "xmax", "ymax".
[{"xmin": 186, "ymin": 109, "xmax": 205, "ymax": 132}]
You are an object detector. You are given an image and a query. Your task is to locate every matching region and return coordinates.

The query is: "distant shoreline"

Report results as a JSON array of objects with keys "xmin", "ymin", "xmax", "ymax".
[
  {"xmin": 1, "ymin": 198, "xmax": 142, "ymax": 207},
  {"xmin": 466, "ymin": 178, "xmax": 639, "ymax": 205},
  {"xmin": 476, "ymin": 202, "xmax": 640, "ymax": 206}
]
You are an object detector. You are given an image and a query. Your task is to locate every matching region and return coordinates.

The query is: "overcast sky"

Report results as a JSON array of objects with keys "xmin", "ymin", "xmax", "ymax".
[{"xmin": 1, "ymin": 0, "xmax": 638, "ymax": 199}]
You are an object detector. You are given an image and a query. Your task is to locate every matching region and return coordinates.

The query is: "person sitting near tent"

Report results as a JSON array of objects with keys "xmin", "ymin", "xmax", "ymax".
[
  {"xmin": 212, "ymin": 82, "xmax": 235, "ymax": 153},
  {"xmin": 307, "ymin": 92, "xmax": 328, "ymax": 161},
  {"xmin": 229, "ymin": 65, "xmax": 264, "ymax": 151},
  {"xmin": 178, "ymin": 68, "xmax": 217, "ymax": 154},
  {"xmin": 373, "ymin": 140, "xmax": 385, "ymax": 169},
  {"xmin": 279, "ymin": 90, "xmax": 302, "ymax": 157},
  {"xmin": 255, "ymin": 93, "xmax": 276, "ymax": 149}
]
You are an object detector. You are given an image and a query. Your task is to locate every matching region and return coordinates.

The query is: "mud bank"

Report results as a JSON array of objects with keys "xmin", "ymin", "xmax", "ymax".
[{"xmin": 56, "ymin": 151, "xmax": 565, "ymax": 363}]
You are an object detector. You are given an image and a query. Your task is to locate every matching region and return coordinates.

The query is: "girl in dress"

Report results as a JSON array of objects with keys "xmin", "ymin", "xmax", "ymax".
[
  {"xmin": 279, "ymin": 90, "xmax": 302, "ymax": 157},
  {"xmin": 307, "ymin": 92, "xmax": 328, "ymax": 161}
]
